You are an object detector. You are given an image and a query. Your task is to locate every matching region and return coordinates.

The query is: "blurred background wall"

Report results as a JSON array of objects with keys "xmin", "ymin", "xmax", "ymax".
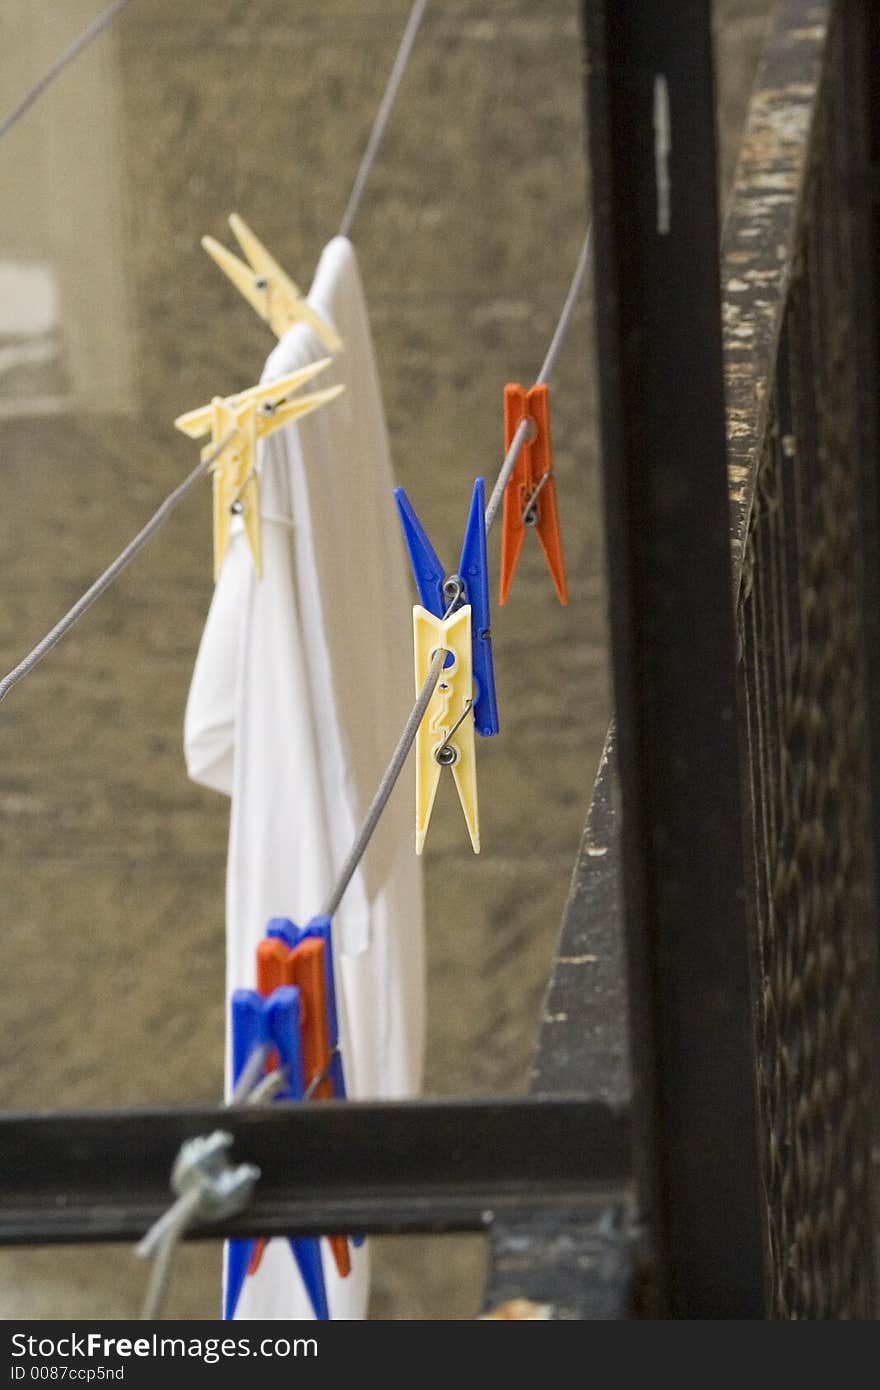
[{"xmin": 0, "ymin": 0, "xmax": 769, "ymax": 1318}]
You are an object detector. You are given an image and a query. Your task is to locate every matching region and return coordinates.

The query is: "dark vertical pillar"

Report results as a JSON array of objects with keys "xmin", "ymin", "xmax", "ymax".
[
  {"xmin": 842, "ymin": 0, "xmax": 880, "ymax": 977},
  {"xmin": 581, "ymin": 0, "xmax": 765, "ymax": 1315}
]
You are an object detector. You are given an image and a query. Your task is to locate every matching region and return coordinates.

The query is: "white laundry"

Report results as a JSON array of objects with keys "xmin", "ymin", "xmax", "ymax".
[{"xmin": 184, "ymin": 236, "xmax": 425, "ymax": 1321}]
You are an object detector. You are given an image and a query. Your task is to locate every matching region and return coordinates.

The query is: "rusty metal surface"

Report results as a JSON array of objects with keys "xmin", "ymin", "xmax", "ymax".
[{"xmin": 722, "ymin": 0, "xmax": 830, "ymax": 587}]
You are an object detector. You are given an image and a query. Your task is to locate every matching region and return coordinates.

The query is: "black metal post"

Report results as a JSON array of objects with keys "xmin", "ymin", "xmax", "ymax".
[
  {"xmin": 842, "ymin": 0, "xmax": 880, "ymax": 975},
  {"xmin": 582, "ymin": 0, "xmax": 765, "ymax": 1315}
]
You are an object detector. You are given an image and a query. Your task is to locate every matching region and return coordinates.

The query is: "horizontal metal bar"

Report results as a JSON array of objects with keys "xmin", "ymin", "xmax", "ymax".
[{"xmin": 0, "ymin": 1096, "xmax": 630, "ymax": 1245}]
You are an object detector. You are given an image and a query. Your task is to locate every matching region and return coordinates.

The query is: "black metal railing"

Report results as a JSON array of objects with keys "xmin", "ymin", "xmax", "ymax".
[
  {"xmin": 730, "ymin": 0, "xmax": 880, "ymax": 1317},
  {"xmin": 492, "ymin": 0, "xmax": 879, "ymax": 1318},
  {"xmin": 0, "ymin": 0, "xmax": 877, "ymax": 1320}
]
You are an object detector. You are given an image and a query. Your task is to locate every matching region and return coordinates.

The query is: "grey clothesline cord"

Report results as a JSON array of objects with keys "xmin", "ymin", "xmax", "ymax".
[
  {"xmin": 0, "ymin": 429, "xmax": 237, "ymax": 706},
  {"xmin": 338, "ymin": 0, "xmax": 430, "ymax": 239},
  {"xmin": 536, "ymin": 224, "xmax": 592, "ymax": 387},
  {"xmin": 484, "ymin": 416, "xmax": 533, "ymax": 538},
  {"xmin": 320, "ymin": 646, "xmax": 446, "ymax": 919},
  {"xmin": 138, "ymin": 1186, "xmax": 202, "ymax": 1321},
  {"xmin": 229, "ymin": 1043, "xmax": 270, "ymax": 1105},
  {"xmin": 483, "ymin": 226, "xmax": 593, "ymax": 536},
  {"xmin": 0, "ymin": 0, "xmax": 135, "ymax": 142}
]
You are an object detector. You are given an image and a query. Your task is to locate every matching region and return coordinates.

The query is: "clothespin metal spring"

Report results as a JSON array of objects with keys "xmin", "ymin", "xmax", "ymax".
[{"xmin": 434, "ymin": 696, "xmax": 473, "ymax": 766}]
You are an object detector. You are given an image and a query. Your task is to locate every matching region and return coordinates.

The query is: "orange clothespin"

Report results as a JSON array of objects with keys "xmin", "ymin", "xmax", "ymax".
[
  {"xmin": 256, "ymin": 937, "xmax": 333, "ymax": 1102},
  {"xmin": 499, "ymin": 384, "xmax": 568, "ymax": 605}
]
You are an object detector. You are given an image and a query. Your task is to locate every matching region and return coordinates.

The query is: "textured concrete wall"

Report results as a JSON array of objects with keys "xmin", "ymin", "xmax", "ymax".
[{"xmin": 0, "ymin": 0, "xmax": 769, "ymax": 1319}]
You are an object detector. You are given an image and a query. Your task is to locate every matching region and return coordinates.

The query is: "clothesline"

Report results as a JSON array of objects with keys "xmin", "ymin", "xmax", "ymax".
[
  {"xmin": 338, "ymin": 0, "xmax": 430, "ymax": 239},
  {"xmin": 0, "ymin": 0, "xmax": 136, "ymax": 143},
  {"xmin": 320, "ymin": 230, "xmax": 593, "ymax": 920},
  {"xmin": 132, "ymin": 222, "xmax": 591, "ymax": 1318},
  {"xmin": 0, "ymin": 430, "xmax": 235, "ymax": 705},
  {"xmin": 0, "ymin": 0, "xmax": 594, "ymax": 1321},
  {"xmin": 0, "ymin": 0, "xmax": 428, "ymax": 225},
  {"xmin": 0, "ymin": 0, "xmax": 431, "ymax": 706},
  {"xmin": 0, "ymin": 0, "xmax": 592, "ymax": 1064},
  {"xmin": 132, "ymin": 221, "xmax": 591, "ymax": 1315},
  {"xmin": 0, "ymin": 0, "xmax": 591, "ymax": 996},
  {"xmin": 484, "ymin": 226, "xmax": 592, "ymax": 533},
  {"xmin": 0, "ymin": 214, "xmax": 590, "ymax": 707},
  {"xmin": 0, "ymin": 230, "xmax": 591, "ymax": 915}
]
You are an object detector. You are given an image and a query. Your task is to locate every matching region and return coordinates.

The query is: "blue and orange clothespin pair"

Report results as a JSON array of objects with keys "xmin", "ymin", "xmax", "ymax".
[
  {"xmin": 394, "ymin": 478, "xmax": 498, "ymax": 855},
  {"xmin": 261, "ymin": 916, "xmax": 347, "ymax": 1104},
  {"xmin": 225, "ymin": 915, "xmax": 352, "ymax": 1322}
]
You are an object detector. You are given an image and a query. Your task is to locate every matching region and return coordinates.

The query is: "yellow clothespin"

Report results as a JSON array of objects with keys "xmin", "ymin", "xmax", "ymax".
[
  {"xmin": 202, "ymin": 213, "xmax": 342, "ymax": 354},
  {"xmin": 175, "ymin": 360, "xmax": 344, "ymax": 581},
  {"xmin": 413, "ymin": 604, "xmax": 480, "ymax": 855}
]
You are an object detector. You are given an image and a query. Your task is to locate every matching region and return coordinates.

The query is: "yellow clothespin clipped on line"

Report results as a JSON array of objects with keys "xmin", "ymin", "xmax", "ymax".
[
  {"xmin": 175, "ymin": 361, "xmax": 344, "ymax": 582},
  {"xmin": 413, "ymin": 604, "xmax": 480, "ymax": 855},
  {"xmin": 202, "ymin": 213, "xmax": 342, "ymax": 354}
]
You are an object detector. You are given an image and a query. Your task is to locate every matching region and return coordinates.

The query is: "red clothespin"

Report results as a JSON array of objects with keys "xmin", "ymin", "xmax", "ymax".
[
  {"xmin": 499, "ymin": 384, "xmax": 568, "ymax": 605},
  {"xmin": 254, "ymin": 933, "xmax": 350, "ymax": 1280}
]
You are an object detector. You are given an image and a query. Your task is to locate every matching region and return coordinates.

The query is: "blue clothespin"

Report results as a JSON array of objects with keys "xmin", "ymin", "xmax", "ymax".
[
  {"xmin": 224, "ymin": 986, "xmax": 330, "ymax": 1322},
  {"xmin": 266, "ymin": 915, "xmax": 346, "ymax": 1100},
  {"xmin": 394, "ymin": 477, "xmax": 499, "ymax": 737}
]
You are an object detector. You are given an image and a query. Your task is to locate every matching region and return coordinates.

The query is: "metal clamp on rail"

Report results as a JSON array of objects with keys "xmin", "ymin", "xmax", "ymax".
[{"xmin": 137, "ymin": 1131, "xmax": 259, "ymax": 1320}]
